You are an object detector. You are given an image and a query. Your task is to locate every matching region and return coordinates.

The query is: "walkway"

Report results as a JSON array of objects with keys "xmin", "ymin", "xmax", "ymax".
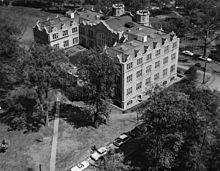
[{"xmin": 50, "ymin": 102, "xmax": 60, "ymax": 171}]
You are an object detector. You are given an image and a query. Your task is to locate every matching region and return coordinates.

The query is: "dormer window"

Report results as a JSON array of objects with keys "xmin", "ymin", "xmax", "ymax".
[
  {"xmin": 70, "ymin": 21, "xmax": 73, "ymax": 26},
  {"xmin": 61, "ymin": 23, "xmax": 64, "ymax": 29},
  {"xmin": 134, "ymin": 49, "xmax": 139, "ymax": 57},
  {"xmin": 162, "ymin": 38, "xmax": 166, "ymax": 45},
  {"xmin": 144, "ymin": 46, "xmax": 148, "ymax": 53},
  {"xmin": 50, "ymin": 26, "xmax": 54, "ymax": 32},
  {"xmin": 153, "ymin": 42, "xmax": 157, "ymax": 49}
]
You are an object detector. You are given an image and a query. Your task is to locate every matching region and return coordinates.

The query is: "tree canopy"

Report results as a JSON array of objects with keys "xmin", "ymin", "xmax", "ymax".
[
  {"xmin": 76, "ymin": 49, "xmax": 119, "ymax": 127},
  {"xmin": 135, "ymin": 81, "xmax": 220, "ymax": 171}
]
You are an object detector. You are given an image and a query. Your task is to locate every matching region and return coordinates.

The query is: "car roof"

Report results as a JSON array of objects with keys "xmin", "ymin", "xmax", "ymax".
[
  {"xmin": 98, "ymin": 147, "xmax": 108, "ymax": 153},
  {"xmin": 119, "ymin": 134, "xmax": 128, "ymax": 139}
]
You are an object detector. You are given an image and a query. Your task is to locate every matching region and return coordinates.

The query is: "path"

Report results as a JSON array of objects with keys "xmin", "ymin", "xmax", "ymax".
[{"xmin": 50, "ymin": 102, "xmax": 60, "ymax": 171}]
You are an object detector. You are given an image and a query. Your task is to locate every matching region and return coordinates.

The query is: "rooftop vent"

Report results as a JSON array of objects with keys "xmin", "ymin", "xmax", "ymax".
[{"xmin": 125, "ymin": 22, "xmax": 135, "ymax": 28}]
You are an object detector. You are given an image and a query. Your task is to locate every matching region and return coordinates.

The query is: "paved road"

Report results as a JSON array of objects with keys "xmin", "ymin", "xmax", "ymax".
[{"xmin": 50, "ymin": 102, "xmax": 60, "ymax": 171}]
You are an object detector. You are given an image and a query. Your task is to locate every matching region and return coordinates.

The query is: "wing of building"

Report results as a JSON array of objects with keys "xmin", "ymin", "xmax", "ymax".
[
  {"xmin": 33, "ymin": 3, "xmax": 180, "ymax": 110},
  {"xmin": 33, "ymin": 11, "xmax": 79, "ymax": 49}
]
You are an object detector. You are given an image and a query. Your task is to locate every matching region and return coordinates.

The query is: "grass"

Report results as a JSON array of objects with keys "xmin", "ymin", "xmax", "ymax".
[
  {"xmin": 0, "ymin": 123, "xmax": 53, "ymax": 171},
  {"xmin": 0, "ymin": 101, "xmax": 137, "ymax": 171},
  {"xmin": 0, "ymin": 6, "xmax": 56, "ymax": 44},
  {"xmin": 56, "ymin": 107, "xmax": 137, "ymax": 171}
]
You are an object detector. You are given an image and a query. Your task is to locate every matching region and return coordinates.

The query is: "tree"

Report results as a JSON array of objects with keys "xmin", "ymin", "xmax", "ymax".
[
  {"xmin": 175, "ymin": 0, "xmax": 220, "ymax": 57},
  {"xmin": 77, "ymin": 49, "xmax": 119, "ymax": 127},
  {"xmin": 19, "ymin": 43, "xmax": 70, "ymax": 127},
  {"xmin": 96, "ymin": 152, "xmax": 133, "ymax": 171},
  {"xmin": 192, "ymin": 0, "xmax": 220, "ymax": 57},
  {"xmin": 136, "ymin": 82, "xmax": 220, "ymax": 170},
  {"xmin": 0, "ymin": 19, "xmax": 25, "ymax": 100},
  {"xmin": 184, "ymin": 65, "xmax": 198, "ymax": 81},
  {"xmin": 139, "ymin": 91, "xmax": 191, "ymax": 170}
]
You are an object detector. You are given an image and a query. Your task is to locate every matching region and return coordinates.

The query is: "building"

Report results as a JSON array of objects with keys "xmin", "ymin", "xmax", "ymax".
[
  {"xmin": 33, "ymin": 11, "xmax": 79, "ymax": 49},
  {"xmin": 76, "ymin": 4, "xmax": 180, "ymax": 110},
  {"xmin": 108, "ymin": 30, "xmax": 179, "ymax": 110}
]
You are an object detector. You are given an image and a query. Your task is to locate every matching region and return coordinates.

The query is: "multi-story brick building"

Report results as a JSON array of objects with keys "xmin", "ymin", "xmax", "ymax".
[
  {"xmin": 33, "ymin": 11, "xmax": 79, "ymax": 49},
  {"xmin": 108, "ymin": 29, "xmax": 179, "ymax": 109},
  {"xmin": 77, "ymin": 4, "xmax": 180, "ymax": 110}
]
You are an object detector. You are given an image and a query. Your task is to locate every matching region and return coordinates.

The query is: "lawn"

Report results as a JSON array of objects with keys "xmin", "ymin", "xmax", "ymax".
[
  {"xmin": 0, "ymin": 102, "xmax": 137, "ymax": 171},
  {"xmin": 0, "ymin": 123, "xmax": 53, "ymax": 171},
  {"xmin": 0, "ymin": 6, "xmax": 56, "ymax": 44},
  {"xmin": 56, "ymin": 105, "xmax": 137, "ymax": 171}
]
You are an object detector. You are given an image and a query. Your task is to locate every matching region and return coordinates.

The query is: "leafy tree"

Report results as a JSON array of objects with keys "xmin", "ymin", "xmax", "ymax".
[
  {"xmin": 0, "ymin": 19, "xmax": 24, "ymax": 100},
  {"xmin": 18, "ymin": 43, "xmax": 71, "ymax": 127},
  {"xmin": 184, "ymin": 65, "xmax": 198, "ymax": 81},
  {"xmin": 136, "ymin": 82, "xmax": 220, "ymax": 171},
  {"xmin": 96, "ymin": 152, "xmax": 133, "ymax": 171},
  {"xmin": 139, "ymin": 91, "xmax": 191, "ymax": 170},
  {"xmin": 77, "ymin": 49, "xmax": 119, "ymax": 127}
]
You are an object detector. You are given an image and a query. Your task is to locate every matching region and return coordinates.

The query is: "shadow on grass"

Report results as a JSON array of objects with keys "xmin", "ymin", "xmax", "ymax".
[{"xmin": 59, "ymin": 104, "xmax": 94, "ymax": 128}]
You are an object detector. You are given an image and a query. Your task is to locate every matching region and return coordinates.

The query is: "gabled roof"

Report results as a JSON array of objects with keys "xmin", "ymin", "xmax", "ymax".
[{"xmin": 36, "ymin": 15, "xmax": 78, "ymax": 33}]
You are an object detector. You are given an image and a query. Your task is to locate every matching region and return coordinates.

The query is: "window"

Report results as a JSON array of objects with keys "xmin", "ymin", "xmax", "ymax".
[
  {"xmin": 170, "ymin": 64, "xmax": 175, "ymax": 73},
  {"xmin": 127, "ymin": 87, "xmax": 132, "ymax": 95},
  {"xmin": 63, "ymin": 30, "xmax": 68, "ymax": 36},
  {"xmin": 136, "ymin": 69, "xmax": 142, "ymax": 78},
  {"xmin": 163, "ymin": 68, "xmax": 168, "ymax": 77},
  {"xmin": 81, "ymin": 37, "xmax": 86, "ymax": 46},
  {"xmin": 70, "ymin": 21, "xmax": 74, "ymax": 26},
  {"xmin": 136, "ymin": 82, "xmax": 142, "ymax": 90},
  {"xmin": 172, "ymin": 41, "xmax": 177, "ymax": 49},
  {"xmin": 154, "ymin": 73, "xmax": 159, "ymax": 80},
  {"xmin": 127, "ymin": 100, "xmax": 133, "ymax": 106},
  {"xmin": 73, "ymin": 37, "xmax": 78, "ymax": 44},
  {"xmin": 163, "ymin": 56, "xmax": 168, "ymax": 64},
  {"xmin": 171, "ymin": 53, "xmax": 176, "ymax": 61},
  {"xmin": 137, "ymin": 58, "xmax": 143, "ymax": 65},
  {"xmin": 134, "ymin": 49, "xmax": 139, "ymax": 57},
  {"xmin": 63, "ymin": 40, "xmax": 69, "ymax": 47},
  {"xmin": 80, "ymin": 27, "xmax": 85, "ymax": 34},
  {"xmin": 146, "ymin": 53, "xmax": 152, "ymax": 61},
  {"xmin": 155, "ymin": 61, "xmax": 160, "ymax": 69},
  {"xmin": 89, "ymin": 40, "xmax": 94, "ymax": 48},
  {"xmin": 54, "ymin": 43, "xmax": 59, "ymax": 48},
  {"xmin": 52, "ymin": 33, "xmax": 58, "ymax": 39},
  {"xmin": 127, "ymin": 74, "xmax": 132, "ymax": 83},
  {"xmin": 145, "ymin": 77, "xmax": 151, "ymax": 85},
  {"xmin": 88, "ymin": 30, "xmax": 94, "ymax": 38},
  {"xmin": 127, "ymin": 62, "xmax": 133, "ymax": 70},
  {"xmin": 155, "ymin": 49, "xmax": 161, "ymax": 56},
  {"xmin": 146, "ymin": 65, "xmax": 151, "ymax": 74},
  {"xmin": 163, "ymin": 81, "xmax": 167, "ymax": 85},
  {"xmin": 164, "ymin": 45, "xmax": 169, "ymax": 53},
  {"xmin": 72, "ymin": 27, "xmax": 78, "ymax": 33}
]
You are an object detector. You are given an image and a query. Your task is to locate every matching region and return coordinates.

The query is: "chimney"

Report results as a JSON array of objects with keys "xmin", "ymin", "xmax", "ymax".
[
  {"xmin": 112, "ymin": 4, "xmax": 125, "ymax": 17},
  {"xmin": 66, "ymin": 11, "xmax": 75, "ymax": 18},
  {"xmin": 136, "ymin": 10, "xmax": 150, "ymax": 26}
]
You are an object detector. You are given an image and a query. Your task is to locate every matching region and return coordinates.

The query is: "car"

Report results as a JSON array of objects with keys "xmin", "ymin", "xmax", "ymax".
[
  {"xmin": 68, "ymin": 160, "xmax": 90, "ymax": 171},
  {"xmin": 182, "ymin": 50, "xmax": 194, "ymax": 56},
  {"xmin": 198, "ymin": 56, "xmax": 212, "ymax": 62},
  {"xmin": 90, "ymin": 146, "xmax": 109, "ymax": 161},
  {"xmin": 113, "ymin": 133, "xmax": 131, "ymax": 147}
]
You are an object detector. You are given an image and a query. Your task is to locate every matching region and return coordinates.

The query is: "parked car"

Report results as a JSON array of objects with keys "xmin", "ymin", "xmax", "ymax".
[
  {"xmin": 198, "ymin": 56, "xmax": 212, "ymax": 62},
  {"xmin": 182, "ymin": 50, "xmax": 194, "ymax": 56},
  {"xmin": 113, "ymin": 133, "xmax": 131, "ymax": 147},
  {"xmin": 90, "ymin": 146, "xmax": 109, "ymax": 161},
  {"xmin": 68, "ymin": 160, "xmax": 90, "ymax": 171}
]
